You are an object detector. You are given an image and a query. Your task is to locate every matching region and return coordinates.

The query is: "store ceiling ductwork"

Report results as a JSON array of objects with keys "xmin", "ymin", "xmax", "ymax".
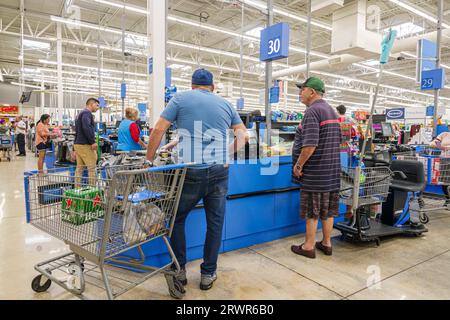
[{"xmin": 272, "ymin": 0, "xmax": 450, "ymax": 79}]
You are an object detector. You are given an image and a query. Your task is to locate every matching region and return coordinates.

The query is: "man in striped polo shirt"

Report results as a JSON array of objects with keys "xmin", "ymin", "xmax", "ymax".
[{"xmin": 291, "ymin": 77, "xmax": 341, "ymax": 259}]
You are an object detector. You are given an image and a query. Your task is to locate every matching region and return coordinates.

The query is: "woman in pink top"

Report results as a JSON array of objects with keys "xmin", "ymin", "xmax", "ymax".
[{"xmin": 35, "ymin": 114, "xmax": 56, "ymax": 174}]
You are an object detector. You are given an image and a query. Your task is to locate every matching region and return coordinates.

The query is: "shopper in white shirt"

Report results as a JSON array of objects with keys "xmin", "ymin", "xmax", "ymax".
[{"xmin": 16, "ymin": 116, "xmax": 27, "ymax": 156}]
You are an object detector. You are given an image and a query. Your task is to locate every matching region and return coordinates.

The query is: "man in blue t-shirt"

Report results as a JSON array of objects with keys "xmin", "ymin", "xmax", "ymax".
[{"xmin": 146, "ymin": 68, "xmax": 248, "ymax": 291}]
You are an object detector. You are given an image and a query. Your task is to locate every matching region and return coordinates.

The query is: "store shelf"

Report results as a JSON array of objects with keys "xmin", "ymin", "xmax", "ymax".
[{"xmin": 272, "ymin": 121, "xmax": 301, "ymax": 124}]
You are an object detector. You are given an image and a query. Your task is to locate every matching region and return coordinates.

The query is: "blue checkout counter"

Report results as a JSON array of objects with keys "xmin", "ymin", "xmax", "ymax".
[{"xmin": 120, "ymin": 156, "xmax": 345, "ymax": 267}]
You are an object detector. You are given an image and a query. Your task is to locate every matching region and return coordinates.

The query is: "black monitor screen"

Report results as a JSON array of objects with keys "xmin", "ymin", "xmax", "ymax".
[
  {"xmin": 115, "ymin": 120, "xmax": 122, "ymax": 128},
  {"xmin": 381, "ymin": 122, "xmax": 395, "ymax": 137},
  {"xmin": 20, "ymin": 91, "xmax": 32, "ymax": 103}
]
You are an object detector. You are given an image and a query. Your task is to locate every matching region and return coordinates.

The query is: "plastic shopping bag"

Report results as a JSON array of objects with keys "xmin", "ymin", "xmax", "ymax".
[{"xmin": 123, "ymin": 202, "xmax": 164, "ymax": 245}]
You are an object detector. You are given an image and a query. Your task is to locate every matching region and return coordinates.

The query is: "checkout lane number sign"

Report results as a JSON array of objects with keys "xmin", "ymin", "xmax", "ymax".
[
  {"xmin": 260, "ymin": 23, "xmax": 290, "ymax": 62},
  {"xmin": 386, "ymin": 108, "xmax": 405, "ymax": 120}
]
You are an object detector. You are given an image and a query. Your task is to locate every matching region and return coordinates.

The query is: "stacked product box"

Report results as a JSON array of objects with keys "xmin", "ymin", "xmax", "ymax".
[{"xmin": 62, "ymin": 187, "xmax": 104, "ymax": 225}]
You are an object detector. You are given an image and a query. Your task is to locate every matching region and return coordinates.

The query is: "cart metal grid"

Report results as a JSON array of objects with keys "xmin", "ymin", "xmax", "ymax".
[
  {"xmin": 0, "ymin": 134, "xmax": 13, "ymax": 161},
  {"xmin": 393, "ymin": 150, "xmax": 450, "ymax": 224},
  {"xmin": 340, "ymin": 166, "xmax": 392, "ymax": 208},
  {"xmin": 25, "ymin": 163, "xmax": 188, "ymax": 300}
]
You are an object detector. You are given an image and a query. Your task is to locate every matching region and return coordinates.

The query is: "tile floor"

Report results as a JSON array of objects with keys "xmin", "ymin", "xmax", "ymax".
[{"xmin": 1, "ymin": 153, "xmax": 449, "ymax": 300}]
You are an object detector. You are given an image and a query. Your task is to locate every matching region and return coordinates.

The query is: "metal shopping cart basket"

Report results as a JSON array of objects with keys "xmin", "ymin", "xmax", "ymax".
[
  {"xmin": 340, "ymin": 166, "xmax": 392, "ymax": 207},
  {"xmin": 0, "ymin": 134, "xmax": 13, "ymax": 161},
  {"xmin": 393, "ymin": 149, "xmax": 450, "ymax": 224},
  {"xmin": 335, "ymin": 166, "xmax": 392, "ymax": 245},
  {"xmin": 25, "ymin": 163, "xmax": 188, "ymax": 300}
]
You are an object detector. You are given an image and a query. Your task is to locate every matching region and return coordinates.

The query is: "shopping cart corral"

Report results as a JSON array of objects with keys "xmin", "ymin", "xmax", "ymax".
[
  {"xmin": 25, "ymin": 163, "xmax": 188, "ymax": 300},
  {"xmin": 335, "ymin": 160, "xmax": 428, "ymax": 246}
]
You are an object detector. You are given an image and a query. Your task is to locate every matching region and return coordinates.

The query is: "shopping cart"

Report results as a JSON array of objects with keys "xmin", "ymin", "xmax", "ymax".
[
  {"xmin": 336, "ymin": 166, "xmax": 393, "ymax": 245},
  {"xmin": 393, "ymin": 149, "xmax": 450, "ymax": 224},
  {"xmin": 0, "ymin": 134, "xmax": 13, "ymax": 161},
  {"xmin": 25, "ymin": 163, "xmax": 188, "ymax": 300}
]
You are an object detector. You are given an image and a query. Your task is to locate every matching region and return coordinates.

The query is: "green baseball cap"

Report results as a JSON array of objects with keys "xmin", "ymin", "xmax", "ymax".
[{"xmin": 296, "ymin": 77, "xmax": 325, "ymax": 93}]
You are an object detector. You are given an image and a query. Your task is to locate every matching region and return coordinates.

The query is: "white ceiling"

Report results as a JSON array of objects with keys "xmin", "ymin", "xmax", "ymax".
[{"xmin": 0, "ymin": 0, "xmax": 450, "ymax": 113}]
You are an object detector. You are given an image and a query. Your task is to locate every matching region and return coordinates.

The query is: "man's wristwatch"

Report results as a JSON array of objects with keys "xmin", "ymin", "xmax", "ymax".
[
  {"xmin": 295, "ymin": 164, "xmax": 302, "ymax": 170},
  {"xmin": 144, "ymin": 160, "xmax": 153, "ymax": 167}
]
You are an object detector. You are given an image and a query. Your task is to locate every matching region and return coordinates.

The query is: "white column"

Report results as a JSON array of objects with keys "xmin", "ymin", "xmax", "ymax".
[
  {"xmin": 148, "ymin": 0, "xmax": 166, "ymax": 126},
  {"xmin": 57, "ymin": 22, "xmax": 64, "ymax": 125}
]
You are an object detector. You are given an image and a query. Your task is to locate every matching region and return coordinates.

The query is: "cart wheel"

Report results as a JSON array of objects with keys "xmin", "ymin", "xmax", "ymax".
[
  {"xmin": 375, "ymin": 239, "xmax": 381, "ymax": 247},
  {"xmin": 420, "ymin": 214, "xmax": 429, "ymax": 224},
  {"xmin": 67, "ymin": 262, "xmax": 85, "ymax": 274},
  {"xmin": 31, "ymin": 274, "xmax": 52, "ymax": 293},
  {"xmin": 165, "ymin": 275, "xmax": 185, "ymax": 299}
]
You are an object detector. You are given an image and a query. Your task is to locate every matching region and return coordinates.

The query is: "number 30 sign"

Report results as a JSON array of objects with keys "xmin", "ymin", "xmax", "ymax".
[{"xmin": 260, "ymin": 23, "xmax": 290, "ymax": 62}]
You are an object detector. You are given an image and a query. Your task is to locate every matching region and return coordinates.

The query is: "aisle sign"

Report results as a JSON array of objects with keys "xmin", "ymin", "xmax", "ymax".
[
  {"xmin": 426, "ymin": 105, "xmax": 434, "ymax": 117},
  {"xmin": 260, "ymin": 23, "xmax": 290, "ymax": 62},
  {"xmin": 269, "ymin": 86, "xmax": 280, "ymax": 104},
  {"xmin": 120, "ymin": 82, "xmax": 126, "ymax": 99},
  {"xmin": 137, "ymin": 103, "xmax": 147, "ymax": 122},
  {"xmin": 148, "ymin": 57, "xmax": 153, "ymax": 75},
  {"xmin": 417, "ymin": 39, "xmax": 436, "ymax": 82},
  {"xmin": 98, "ymin": 96, "xmax": 106, "ymax": 109},
  {"xmin": 386, "ymin": 108, "xmax": 405, "ymax": 120},
  {"xmin": 236, "ymin": 98, "xmax": 244, "ymax": 110},
  {"xmin": 165, "ymin": 67, "xmax": 172, "ymax": 88},
  {"xmin": 421, "ymin": 68, "xmax": 445, "ymax": 90}
]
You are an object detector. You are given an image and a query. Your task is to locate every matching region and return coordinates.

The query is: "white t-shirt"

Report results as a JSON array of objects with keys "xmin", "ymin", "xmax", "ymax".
[
  {"xmin": 16, "ymin": 120, "xmax": 26, "ymax": 135},
  {"xmin": 433, "ymin": 132, "xmax": 450, "ymax": 150}
]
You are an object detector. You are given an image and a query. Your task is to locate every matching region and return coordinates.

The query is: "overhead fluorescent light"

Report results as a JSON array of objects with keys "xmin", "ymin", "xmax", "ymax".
[
  {"xmin": 50, "ymin": 16, "xmax": 147, "ymax": 40},
  {"xmin": 0, "ymin": 73, "xmax": 3, "ymax": 82},
  {"xmin": 387, "ymin": 22, "xmax": 424, "ymax": 37},
  {"xmin": 10, "ymin": 81, "xmax": 41, "ymax": 89},
  {"xmin": 388, "ymin": 0, "xmax": 450, "ymax": 29},
  {"xmin": 245, "ymin": 26, "xmax": 264, "ymax": 38},
  {"xmin": 362, "ymin": 59, "xmax": 380, "ymax": 66},
  {"xmin": 23, "ymin": 39, "xmax": 51, "ymax": 49},
  {"xmin": 93, "ymin": 0, "xmax": 147, "ymax": 14}
]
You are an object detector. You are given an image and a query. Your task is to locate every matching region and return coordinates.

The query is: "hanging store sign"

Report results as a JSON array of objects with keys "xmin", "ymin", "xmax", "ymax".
[
  {"xmin": 120, "ymin": 82, "xmax": 126, "ymax": 99},
  {"xmin": 236, "ymin": 98, "xmax": 244, "ymax": 110},
  {"xmin": 386, "ymin": 108, "xmax": 405, "ymax": 120},
  {"xmin": 417, "ymin": 39, "xmax": 437, "ymax": 83},
  {"xmin": 269, "ymin": 86, "xmax": 280, "ymax": 104},
  {"xmin": 137, "ymin": 103, "xmax": 147, "ymax": 122},
  {"xmin": 165, "ymin": 67, "xmax": 172, "ymax": 88},
  {"xmin": 148, "ymin": 57, "xmax": 153, "ymax": 75},
  {"xmin": 98, "ymin": 96, "xmax": 106, "ymax": 109},
  {"xmin": 0, "ymin": 105, "xmax": 19, "ymax": 114},
  {"xmin": 420, "ymin": 68, "xmax": 445, "ymax": 90},
  {"xmin": 260, "ymin": 23, "xmax": 290, "ymax": 62}
]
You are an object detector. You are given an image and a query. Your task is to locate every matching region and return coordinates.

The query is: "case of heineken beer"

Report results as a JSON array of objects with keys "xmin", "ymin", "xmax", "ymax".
[{"xmin": 62, "ymin": 187, "xmax": 104, "ymax": 225}]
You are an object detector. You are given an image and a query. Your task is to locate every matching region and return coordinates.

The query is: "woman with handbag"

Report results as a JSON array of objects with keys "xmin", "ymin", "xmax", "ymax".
[{"xmin": 35, "ymin": 114, "xmax": 57, "ymax": 174}]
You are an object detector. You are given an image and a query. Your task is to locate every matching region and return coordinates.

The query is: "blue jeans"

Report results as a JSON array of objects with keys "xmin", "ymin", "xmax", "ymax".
[{"xmin": 170, "ymin": 164, "xmax": 229, "ymax": 275}]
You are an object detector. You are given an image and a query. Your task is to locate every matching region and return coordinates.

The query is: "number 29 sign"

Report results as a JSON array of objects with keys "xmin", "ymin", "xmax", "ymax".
[{"xmin": 260, "ymin": 23, "xmax": 290, "ymax": 62}]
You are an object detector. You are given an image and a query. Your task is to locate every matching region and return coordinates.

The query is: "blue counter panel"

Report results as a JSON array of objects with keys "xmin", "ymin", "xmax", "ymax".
[
  {"xmin": 273, "ymin": 190, "xmax": 301, "ymax": 228},
  {"xmin": 225, "ymin": 194, "xmax": 276, "ymax": 239},
  {"xmin": 223, "ymin": 223, "xmax": 305, "ymax": 252},
  {"xmin": 425, "ymin": 184, "xmax": 444, "ymax": 194},
  {"xmin": 228, "ymin": 156, "xmax": 296, "ymax": 195}
]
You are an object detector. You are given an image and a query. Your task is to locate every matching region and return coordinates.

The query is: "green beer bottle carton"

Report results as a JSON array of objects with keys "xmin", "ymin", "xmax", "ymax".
[{"xmin": 62, "ymin": 187, "xmax": 104, "ymax": 225}]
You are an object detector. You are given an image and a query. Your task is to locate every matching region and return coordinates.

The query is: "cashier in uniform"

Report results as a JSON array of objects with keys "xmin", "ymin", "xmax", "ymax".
[{"xmin": 117, "ymin": 107, "xmax": 147, "ymax": 152}]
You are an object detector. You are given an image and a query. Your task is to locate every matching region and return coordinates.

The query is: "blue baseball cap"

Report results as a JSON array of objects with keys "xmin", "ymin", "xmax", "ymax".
[{"xmin": 192, "ymin": 68, "xmax": 214, "ymax": 86}]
